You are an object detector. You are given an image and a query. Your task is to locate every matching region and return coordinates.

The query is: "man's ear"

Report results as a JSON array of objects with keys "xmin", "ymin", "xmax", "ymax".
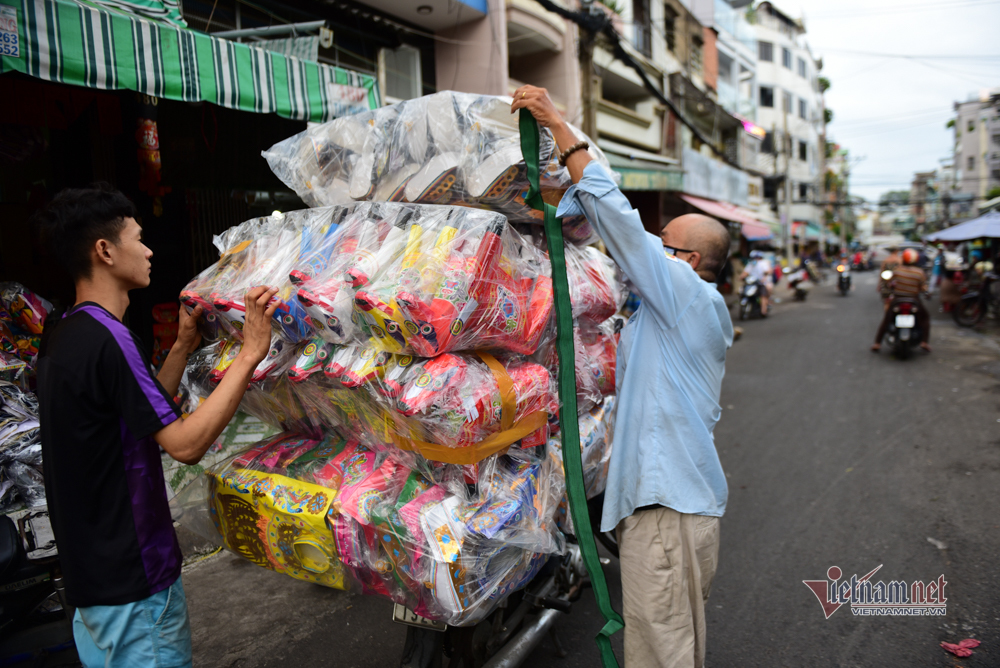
[
  {"xmin": 687, "ymin": 250, "xmax": 702, "ymax": 271},
  {"xmin": 94, "ymin": 239, "xmax": 115, "ymax": 267}
]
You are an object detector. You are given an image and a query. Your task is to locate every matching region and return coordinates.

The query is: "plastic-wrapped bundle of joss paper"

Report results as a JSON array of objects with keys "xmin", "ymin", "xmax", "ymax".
[
  {"xmin": 174, "ymin": 91, "xmax": 628, "ymax": 626},
  {"xmin": 262, "ymin": 91, "xmax": 618, "ymax": 245},
  {"xmin": 172, "ymin": 429, "xmax": 566, "ymax": 626}
]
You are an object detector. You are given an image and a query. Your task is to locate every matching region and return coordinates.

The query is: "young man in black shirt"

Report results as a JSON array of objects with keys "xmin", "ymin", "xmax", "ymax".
[{"xmin": 34, "ymin": 184, "xmax": 278, "ymax": 667}]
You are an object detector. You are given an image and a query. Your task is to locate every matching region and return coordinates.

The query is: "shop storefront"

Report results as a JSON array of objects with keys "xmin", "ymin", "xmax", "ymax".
[{"xmin": 0, "ymin": 0, "xmax": 378, "ymax": 351}]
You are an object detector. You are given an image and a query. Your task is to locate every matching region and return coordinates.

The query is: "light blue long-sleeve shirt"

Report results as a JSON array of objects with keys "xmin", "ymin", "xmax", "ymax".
[{"xmin": 556, "ymin": 162, "xmax": 734, "ymax": 532}]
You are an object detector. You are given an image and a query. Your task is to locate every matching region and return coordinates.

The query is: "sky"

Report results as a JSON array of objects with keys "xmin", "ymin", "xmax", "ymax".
[{"xmin": 775, "ymin": 0, "xmax": 1000, "ymax": 203}]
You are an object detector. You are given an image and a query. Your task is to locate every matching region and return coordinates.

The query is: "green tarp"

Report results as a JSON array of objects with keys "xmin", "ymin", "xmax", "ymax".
[{"xmin": 0, "ymin": 0, "xmax": 380, "ymax": 122}]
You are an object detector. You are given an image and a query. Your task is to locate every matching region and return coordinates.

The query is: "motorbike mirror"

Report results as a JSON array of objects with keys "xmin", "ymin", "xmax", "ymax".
[{"xmin": 881, "ymin": 270, "xmax": 894, "ymax": 281}]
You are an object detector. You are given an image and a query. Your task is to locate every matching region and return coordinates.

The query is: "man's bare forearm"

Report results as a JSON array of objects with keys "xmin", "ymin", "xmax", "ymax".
[
  {"xmin": 156, "ymin": 345, "xmax": 189, "ymax": 397},
  {"xmin": 551, "ymin": 121, "xmax": 593, "ymax": 184},
  {"xmin": 154, "ymin": 353, "xmax": 257, "ymax": 465}
]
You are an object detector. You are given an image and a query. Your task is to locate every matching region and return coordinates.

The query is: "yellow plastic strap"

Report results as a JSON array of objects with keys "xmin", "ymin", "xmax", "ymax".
[
  {"xmin": 391, "ymin": 411, "xmax": 548, "ymax": 465},
  {"xmin": 476, "ymin": 351, "xmax": 516, "ymax": 431}
]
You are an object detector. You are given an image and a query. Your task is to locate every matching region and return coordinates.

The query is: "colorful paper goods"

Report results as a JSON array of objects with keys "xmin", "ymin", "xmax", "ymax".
[
  {"xmin": 177, "ymin": 91, "xmax": 625, "ymax": 627},
  {"xmin": 195, "ymin": 429, "xmax": 566, "ymax": 625}
]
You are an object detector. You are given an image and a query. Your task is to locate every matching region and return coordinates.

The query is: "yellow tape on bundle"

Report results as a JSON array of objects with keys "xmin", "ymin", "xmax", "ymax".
[
  {"xmin": 219, "ymin": 239, "xmax": 253, "ymax": 259},
  {"xmin": 475, "ymin": 351, "xmax": 515, "ymax": 431},
  {"xmin": 390, "ymin": 350, "xmax": 545, "ymax": 464},
  {"xmin": 391, "ymin": 411, "xmax": 548, "ymax": 465}
]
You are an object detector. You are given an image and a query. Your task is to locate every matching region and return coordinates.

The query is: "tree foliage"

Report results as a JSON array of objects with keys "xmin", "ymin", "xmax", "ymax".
[{"xmin": 818, "ymin": 76, "xmax": 831, "ymax": 93}]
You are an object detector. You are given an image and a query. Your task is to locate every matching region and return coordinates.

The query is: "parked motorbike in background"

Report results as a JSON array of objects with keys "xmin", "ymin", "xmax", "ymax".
[
  {"xmin": 0, "ymin": 511, "xmax": 78, "ymax": 665},
  {"xmin": 880, "ymin": 270, "xmax": 924, "ymax": 360},
  {"xmin": 836, "ymin": 263, "xmax": 851, "ymax": 296},
  {"xmin": 738, "ymin": 275, "xmax": 764, "ymax": 320},
  {"xmin": 952, "ymin": 264, "xmax": 998, "ymax": 327},
  {"xmin": 786, "ymin": 267, "xmax": 811, "ymax": 301}
]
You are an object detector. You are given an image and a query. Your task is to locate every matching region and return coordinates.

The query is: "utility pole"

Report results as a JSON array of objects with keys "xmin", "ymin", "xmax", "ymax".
[
  {"xmin": 783, "ymin": 107, "xmax": 794, "ymax": 265},
  {"xmin": 579, "ymin": 0, "xmax": 598, "ymax": 139}
]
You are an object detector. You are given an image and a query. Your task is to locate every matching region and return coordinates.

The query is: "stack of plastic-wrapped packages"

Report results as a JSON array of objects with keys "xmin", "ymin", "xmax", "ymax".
[
  {"xmin": 0, "ymin": 283, "xmax": 52, "ymax": 512},
  {"xmin": 174, "ymin": 92, "xmax": 625, "ymax": 626}
]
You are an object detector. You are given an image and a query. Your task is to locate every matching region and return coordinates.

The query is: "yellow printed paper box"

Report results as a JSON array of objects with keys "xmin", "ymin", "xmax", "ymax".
[{"xmin": 209, "ymin": 466, "xmax": 346, "ymax": 589}]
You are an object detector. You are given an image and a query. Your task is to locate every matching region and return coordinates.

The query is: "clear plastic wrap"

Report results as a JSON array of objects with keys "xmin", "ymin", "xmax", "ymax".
[
  {"xmin": 278, "ymin": 346, "xmax": 556, "ymax": 463},
  {"xmin": 535, "ymin": 317, "xmax": 617, "ymax": 415},
  {"xmin": 566, "ymin": 245, "xmax": 628, "ymax": 325},
  {"xmin": 352, "ymin": 206, "xmax": 554, "ymax": 357},
  {"xmin": 177, "ymin": 428, "xmax": 567, "ymax": 626},
  {"xmin": 184, "ymin": 200, "xmax": 557, "ymax": 358},
  {"xmin": 0, "ymin": 381, "xmax": 44, "ymax": 512},
  {"xmin": 0, "ymin": 282, "xmax": 52, "ymax": 365},
  {"xmin": 262, "ymin": 91, "xmax": 618, "ymax": 245},
  {"xmin": 548, "ymin": 397, "xmax": 616, "ymax": 536}
]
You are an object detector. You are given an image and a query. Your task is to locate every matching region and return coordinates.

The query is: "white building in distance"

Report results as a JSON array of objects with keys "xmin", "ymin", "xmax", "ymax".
[{"xmin": 750, "ymin": 1, "xmax": 824, "ymax": 240}]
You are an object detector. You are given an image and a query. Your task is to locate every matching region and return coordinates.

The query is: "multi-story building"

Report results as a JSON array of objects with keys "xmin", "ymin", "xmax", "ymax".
[
  {"xmin": 749, "ymin": 1, "xmax": 824, "ymax": 243},
  {"xmin": 952, "ymin": 89, "xmax": 1000, "ymax": 216}
]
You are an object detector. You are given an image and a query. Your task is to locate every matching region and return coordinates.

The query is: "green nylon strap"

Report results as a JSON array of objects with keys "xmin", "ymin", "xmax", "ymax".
[{"xmin": 518, "ymin": 110, "xmax": 624, "ymax": 667}]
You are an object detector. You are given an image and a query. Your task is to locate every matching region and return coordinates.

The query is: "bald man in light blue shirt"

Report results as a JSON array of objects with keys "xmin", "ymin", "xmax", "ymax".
[{"xmin": 513, "ymin": 86, "xmax": 734, "ymax": 668}]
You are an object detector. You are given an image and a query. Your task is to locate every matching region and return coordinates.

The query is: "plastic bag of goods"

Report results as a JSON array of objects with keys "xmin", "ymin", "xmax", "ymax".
[
  {"xmin": 177, "ymin": 429, "xmax": 567, "ymax": 626},
  {"xmin": 180, "ymin": 208, "xmax": 343, "ymax": 344},
  {"xmin": 350, "ymin": 205, "xmax": 554, "ymax": 357},
  {"xmin": 547, "ymin": 396, "xmax": 616, "ymax": 535},
  {"xmin": 262, "ymin": 91, "xmax": 618, "ymax": 244},
  {"xmin": 0, "ymin": 282, "xmax": 52, "ymax": 365},
  {"xmin": 283, "ymin": 344, "xmax": 557, "ymax": 463},
  {"xmin": 0, "ymin": 381, "xmax": 45, "ymax": 511}
]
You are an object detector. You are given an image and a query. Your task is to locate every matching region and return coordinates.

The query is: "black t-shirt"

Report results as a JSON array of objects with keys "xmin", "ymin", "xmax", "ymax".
[{"xmin": 37, "ymin": 302, "xmax": 182, "ymax": 607}]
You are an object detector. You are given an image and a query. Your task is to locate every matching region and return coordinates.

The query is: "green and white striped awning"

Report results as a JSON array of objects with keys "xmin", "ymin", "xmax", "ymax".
[{"xmin": 0, "ymin": 0, "xmax": 380, "ymax": 122}]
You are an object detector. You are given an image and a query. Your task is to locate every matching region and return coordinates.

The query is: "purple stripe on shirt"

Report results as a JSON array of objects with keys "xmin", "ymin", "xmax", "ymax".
[
  {"xmin": 74, "ymin": 305, "xmax": 177, "ymax": 426},
  {"xmin": 119, "ymin": 419, "xmax": 182, "ymax": 594}
]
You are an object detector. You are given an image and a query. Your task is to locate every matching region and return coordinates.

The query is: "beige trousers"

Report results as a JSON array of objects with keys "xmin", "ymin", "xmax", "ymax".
[{"xmin": 616, "ymin": 507, "xmax": 720, "ymax": 668}]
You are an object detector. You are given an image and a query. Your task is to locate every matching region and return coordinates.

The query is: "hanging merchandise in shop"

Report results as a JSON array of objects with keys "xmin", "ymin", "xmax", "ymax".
[{"xmin": 0, "ymin": 0, "xmax": 379, "ymax": 122}]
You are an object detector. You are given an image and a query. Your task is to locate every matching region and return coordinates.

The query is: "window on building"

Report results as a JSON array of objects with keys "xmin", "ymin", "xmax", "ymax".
[
  {"xmin": 633, "ymin": 0, "xmax": 652, "ymax": 57},
  {"xmin": 691, "ymin": 36, "xmax": 703, "ymax": 76},
  {"xmin": 664, "ymin": 5, "xmax": 678, "ymax": 53},
  {"xmin": 760, "ymin": 86, "xmax": 774, "ymax": 108},
  {"xmin": 799, "ymin": 98, "xmax": 807, "ymax": 120},
  {"xmin": 798, "ymin": 140, "xmax": 807, "ymax": 161},
  {"xmin": 761, "ymin": 131, "xmax": 774, "ymax": 154},
  {"xmin": 799, "ymin": 182, "xmax": 809, "ymax": 200},
  {"xmin": 797, "ymin": 57, "xmax": 806, "ymax": 77},
  {"xmin": 968, "ymin": 155, "xmax": 975, "ymax": 170},
  {"xmin": 968, "ymin": 120, "xmax": 975, "ymax": 132},
  {"xmin": 380, "ymin": 45, "xmax": 422, "ymax": 101},
  {"xmin": 758, "ymin": 40, "xmax": 773, "ymax": 62},
  {"xmin": 718, "ymin": 51, "xmax": 734, "ymax": 85},
  {"xmin": 782, "ymin": 47, "xmax": 792, "ymax": 69},
  {"xmin": 782, "ymin": 90, "xmax": 793, "ymax": 114}
]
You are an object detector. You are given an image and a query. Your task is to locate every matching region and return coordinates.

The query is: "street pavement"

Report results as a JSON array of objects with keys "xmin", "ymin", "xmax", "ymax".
[{"xmin": 181, "ymin": 269, "xmax": 1000, "ymax": 667}]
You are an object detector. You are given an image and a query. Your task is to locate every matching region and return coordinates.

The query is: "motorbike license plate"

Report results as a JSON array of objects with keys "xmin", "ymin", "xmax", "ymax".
[
  {"xmin": 392, "ymin": 602, "xmax": 447, "ymax": 631},
  {"xmin": 895, "ymin": 315, "xmax": 916, "ymax": 328}
]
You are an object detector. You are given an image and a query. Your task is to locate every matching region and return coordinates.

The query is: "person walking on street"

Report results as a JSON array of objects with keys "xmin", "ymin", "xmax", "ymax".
[
  {"xmin": 33, "ymin": 184, "xmax": 279, "ymax": 668},
  {"xmin": 513, "ymin": 86, "xmax": 734, "ymax": 668},
  {"xmin": 871, "ymin": 248, "xmax": 931, "ymax": 353}
]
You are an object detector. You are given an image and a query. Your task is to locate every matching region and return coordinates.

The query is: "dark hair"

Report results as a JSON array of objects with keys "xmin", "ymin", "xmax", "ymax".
[{"xmin": 32, "ymin": 183, "xmax": 137, "ymax": 281}]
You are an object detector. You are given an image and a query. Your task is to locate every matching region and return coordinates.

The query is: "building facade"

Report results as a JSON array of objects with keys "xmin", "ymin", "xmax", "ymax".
[
  {"xmin": 750, "ymin": 1, "xmax": 823, "ymax": 240},
  {"xmin": 952, "ymin": 89, "xmax": 1000, "ymax": 215}
]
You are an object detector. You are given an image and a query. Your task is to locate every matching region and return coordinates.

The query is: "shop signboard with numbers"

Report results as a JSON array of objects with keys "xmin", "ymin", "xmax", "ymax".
[{"xmin": 0, "ymin": 6, "xmax": 18, "ymax": 58}]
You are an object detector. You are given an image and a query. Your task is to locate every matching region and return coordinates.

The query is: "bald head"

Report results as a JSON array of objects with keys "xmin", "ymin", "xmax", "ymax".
[{"xmin": 660, "ymin": 214, "xmax": 731, "ymax": 280}]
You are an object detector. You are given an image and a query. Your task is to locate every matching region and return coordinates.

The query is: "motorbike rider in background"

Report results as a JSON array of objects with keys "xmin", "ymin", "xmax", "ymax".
[
  {"xmin": 878, "ymin": 245, "xmax": 902, "ymax": 300},
  {"xmin": 872, "ymin": 249, "xmax": 931, "ymax": 353},
  {"xmin": 740, "ymin": 250, "xmax": 773, "ymax": 316}
]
